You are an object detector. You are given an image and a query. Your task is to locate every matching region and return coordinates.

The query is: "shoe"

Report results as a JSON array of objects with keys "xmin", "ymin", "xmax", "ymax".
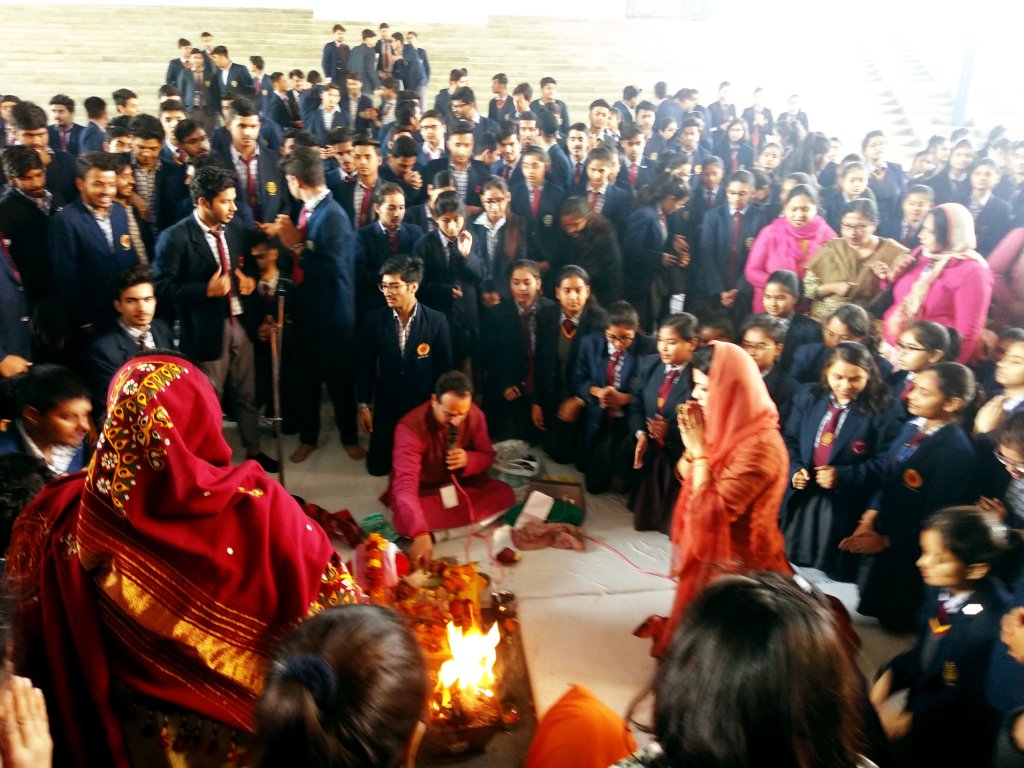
[
  {"xmin": 343, "ymin": 443, "xmax": 367, "ymax": 460},
  {"xmin": 290, "ymin": 443, "xmax": 317, "ymax": 463},
  {"xmin": 250, "ymin": 452, "xmax": 280, "ymax": 473}
]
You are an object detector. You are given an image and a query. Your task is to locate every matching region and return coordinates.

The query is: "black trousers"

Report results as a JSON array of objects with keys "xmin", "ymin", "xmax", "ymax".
[{"xmin": 294, "ymin": 326, "xmax": 358, "ymax": 447}]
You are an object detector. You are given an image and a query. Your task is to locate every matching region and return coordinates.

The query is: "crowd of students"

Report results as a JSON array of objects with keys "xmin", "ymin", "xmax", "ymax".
[{"xmin": 1, "ymin": 17, "xmax": 1024, "ymax": 768}]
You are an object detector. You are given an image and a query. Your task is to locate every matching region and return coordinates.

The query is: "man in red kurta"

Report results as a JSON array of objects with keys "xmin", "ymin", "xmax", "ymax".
[{"xmin": 381, "ymin": 371, "xmax": 516, "ymax": 566}]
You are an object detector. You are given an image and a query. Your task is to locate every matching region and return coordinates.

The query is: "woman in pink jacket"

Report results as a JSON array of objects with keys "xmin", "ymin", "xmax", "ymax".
[
  {"xmin": 987, "ymin": 227, "xmax": 1024, "ymax": 329},
  {"xmin": 882, "ymin": 203, "xmax": 993, "ymax": 363},
  {"xmin": 744, "ymin": 184, "xmax": 836, "ymax": 312}
]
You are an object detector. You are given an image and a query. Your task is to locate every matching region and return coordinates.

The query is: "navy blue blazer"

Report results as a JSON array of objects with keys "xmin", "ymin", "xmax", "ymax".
[
  {"xmin": 509, "ymin": 180, "xmax": 567, "ymax": 271},
  {"xmin": 711, "ymin": 140, "xmax": 754, "ymax": 171},
  {"xmin": 292, "ymin": 197, "xmax": 356, "ymax": 330},
  {"xmin": 46, "ymin": 150, "xmax": 78, "ymax": 203},
  {"xmin": 176, "ymin": 68, "xmax": 218, "ymax": 115},
  {"xmin": 789, "ymin": 342, "xmax": 893, "ymax": 385},
  {"xmin": 859, "ymin": 421, "xmax": 978, "ymax": 629},
  {"xmin": 422, "ymin": 158, "xmax": 492, "ymax": 209},
  {"xmin": 973, "ymin": 195, "xmax": 1013, "ymax": 258},
  {"xmin": 623, "ymin": 204, "xmax": 668, "ymax": 298},
  {"xmin": 50, "ymin": 200, "xmax": 139, "ymax": 327},
  {"xmin": 546, "ymin": 143, "xmax": 573, "ymax": 193},
  {"xmin": 867, "ymin": 162, "xmax": 906, "ymax": 235},
  {"xmin": 611, "ymin": 100, "xmax": 634, "ymax": 124},
  {"xmin": 339, "ymin": 93, "xmax": 375, "ymax": 134},
  {"xmin": 614, "ymin": 158, "xmax": 655, "ymax": 195},
  {"xmin": 211, "ymin": 146, "xmax": 289, "ymax": 227},
  {"xmin": 321, "ymin": 41, "xmax": 350, "ymax": 83},
  {"xmin": 0, "ymin": 245, "xmax": 31, "ymax": 362},
  {"xmin": 783, "ymin": 383, "xmax": 903, "ymax": 515},
  {"xmin": 47, "ymin": 124, "xmax": 84, "ymax": 156},
  {"xmin": 156, "ymin": 149, "xmax": 190, "ymax": 233},
  {"xmin": 210, "ymin": 62, "xmax": 253, "ymax": 103},
  {"xmin": 265, "ymin": 93, "xmax": 293, "ymax": 130},
  {"xmin": 0, "ymin": 184, "xmax": 63, "ymax": 300},
  {"xmin": 925, "ymin": 169, "xmax": 970, "ymax": 207},
  {"xmin": 777, "ymin": 314, "xmax": 823, "ymax": 373},
  {"xmin": 887, "ymin": 578, "xmax": 1007, "ymax": 767},
  {"xmin": 332, "ymin": 178, "xmax": 382, "ymax": 229},
  {"xmin": 0, "ymin": 423, "xmax": 85, "ymax": 473},
  {"xmin": 153, "ymin": 213, "xmax": 251, "ymax": 362},
  {"xmin": 347, "ymin": 44, "xmax": 379, "ymax": 95},
  {"xmin": 627, "ymin": 354, "xmax": 694, "ymax": 455},
  {"xmin": 696, "ymin": 204, "xmax": 769, "ymax": 298},
  {"xmin": 415, "ymin": 47, "xmax": 430, "ymax": 83},
  {"xmin": 488, "ymin": 96, "xmax": 516, "ymax": 123},
  {"xmin": 707, "ymin": 102, "xmax": 737, "ymax": 132},
  {"xmin": 480, "ymin": 297, "xmax": 555, "ymax": 403},
  {"xmin": 393, "ymin": 45, "xmax": 426, "ymax": 90},
  {"xmin": 80, "ymin": 121, "xmax": 105, "ymax": 153},
  {"xmin": 533, "ymin": 302, "xmax": 608, "ymax": 413},
  {"xmin": 356, "ymin": 303, "xmax": 452, "ymax": 420},
  {"xmin": 572, "ymin": 182, "xmax": 630, "ymax": 238},
  {"xmin": 468, "ymin": 212, "xmax": 527, "ymax": 295},
  {"xmin": 379, "ymin": 164, "xmax": 428, "ymax": 207},
  {"xmin": 490, "ymin": 158, "xmax": 524, "ymax": 189},
  {"xmin": 303, "ymin": 108, "xmax": 346, "ymax": 146},
  {"xmin": 574, "ymin": 332, "xmax": 657, "ymax": 444},
  {"xmin": 740, "ymin": 107, "xmax": 774, "ymax": 143},
  {"xmin": 354, "ymin": 222, "xmax": 424, "ymax": 318},
  {"xmin": 166, "ymin": 58, "xmax": 188, "ymax": 85},
  {"xmin": 86, "ymin": 319, "xmax": 175, "ymax": 411},
  {"xmin": 413, "ymin": 230, "xmax": 485, "ymax": 332}
]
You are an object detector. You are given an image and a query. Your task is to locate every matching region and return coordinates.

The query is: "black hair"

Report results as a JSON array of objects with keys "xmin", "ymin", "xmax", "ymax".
[
  {"xmin": 434, "ymin": 370, "xmax": 472, "ymax": 399},
  {"xmin": 380, "ymin": 254, "xmax": 423, "ymax": 284},
  {"xmin": 925, "ymin": 506, "xmax": 1007, "ymax": 571},
  {"xmin": 5, "ymin": 364, "xmax": 89, "ymax": 416},
  {"xmin": 84, "ymin": 96, "xmax": 107, "ymax": 120},
  {"xmin": 741, "ymin": 314, "xmax": 786, "ymax": 344},
  {"xmin": 451, "ymin": 86, "xmax": 475, "ymax": 106},
  {"xmin": 10, "ymin": 102, "xmax": 47, "ymax": 131},
  {"xmin": 433, "ymin": 190, "xmax": 465, "ymax": 218},
  {"xmin": 253, "ymin": 605, "xmax": 426, "ymax": 768},
  {"xmin": 818, "ymin": 342, "xmax": 891, "ymax": 414},
  {"xmin": 430, "ymin": 170, "xmax": 454, "ymax": 190},
  {"xmin": 554, "ymin": 264, "xmax": 591, "ymax": 287},
  {"xmin": 906, "ymin": 183, "xmax": 935, "ymax": 201},
  {"xmin": 481, "ymin": 176, "xmax": 509, "ymax": 196},
  {"xmin": 326, "ymin": 126, "xmax": 355, "ymax": 145},
  {"xmin": 110, "ymin": 265, "xmax": 155, "ymax": 301},
  {"xmin": 374, "ymin": 182, "xmax": 404, "ymax": 204},
  {"xmin": 691, "ymin": 344, "xmax": 714, "ymax": 374},
  {"xmin": 49, "ymin": 93, "xmax": 74, "ymax": 112},
  {"xmin": 190, "ymin": 164, "xmax": 237, "ymax": 206},
  {"xmin": 173, "ymin": 118, "xmax": 202, "ymax": 145},
  {"xmin": 112, "ymin": 88, "xmax": 138, "ymax": 108},
  {"xmin": 130, "ymin": 114, "xmax": 164, "ymax": 142},
  {"xmin": 226, "ymin": 97, "xmax": 259, "ymax": 122},
  {"xmin": 784, "ymin": 183, "xmax": 819, "ymax": 206},
  {"xmin": 995, "ymin": 410, "xmax": 1024, "ymax": 454},
  {"xmin": 510, "ymin": 259, "xmax": 541, "ymax": 280},
  {"xmin": 559, "ymin": 196, "xmax": 590, "ymax": 219},
  {"xmin": 829, "ymin": 303, "xmax": 877, "ymax": 353},
  {"xmin": 920, "ymin": 362, "xmax": 979, "ymax": 425},
  {"xmin": 659, "ymin": 312, "xmax": 699, "ymax": 341},
  {"xmin": 0, "ymin": 454, "xmax": 51, "ymax": 552},
  {"xmin": 606, "ymin": 300, "xmax": 640, "ymax": 331},
  {"xmin": 841, "ymin": 197, "xmax": 879, "ymax": 224},
  {"xmin": 280, "ymin": 147, "xmax": 326, "ymax": 187},
  {"xmin": 75, "ymin": 151, "xmax": 123, "ymax": 179},
  {"xmin": 2, "ymin": 145, "xmax": 43, "ymax": 178},
  {"xmin": 904, "ymin": 321, "xmax": 951, "ymax": 358},
  {"xmin": 765, "ymin": 269, "xmax": 801, "ymax": 300}
]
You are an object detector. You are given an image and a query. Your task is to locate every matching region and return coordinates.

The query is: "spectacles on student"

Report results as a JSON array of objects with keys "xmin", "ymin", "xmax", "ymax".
[
  {"xmin": 481, "ymin": 198, "xmax": 505, "ymax": 207},
  {"xmin": 605, "ymin": 332, "xmax": 635, "ymax": 344},
  {"xmin": 379, "ymin": 282, "xmax": 406, "ymax": 293},
  {"xmin": 895, "ymin": 342, "xmax": 928, "ymax": 353},
  {"xmin": 995, "ymin": 450, "xmax": 1024, "ymax": 475},
  {"xmin": 840, "ymin": 221, "xmax": 871, "ymax": 232}
]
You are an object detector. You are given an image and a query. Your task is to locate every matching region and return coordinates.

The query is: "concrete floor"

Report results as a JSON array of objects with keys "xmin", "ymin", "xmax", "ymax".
[{"xmin": 230, "ymin": 416, "xmax": 914, "ymax": 731}]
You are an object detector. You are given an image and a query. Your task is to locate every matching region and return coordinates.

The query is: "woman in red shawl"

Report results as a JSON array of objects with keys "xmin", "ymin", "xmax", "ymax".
[
  {"xmin": 6, "ymin": 355, "xmax": 361, "ymax": 768},
  {"xmin": 650, "ymin": 341, "xmax": 791, "ymax": 657}
]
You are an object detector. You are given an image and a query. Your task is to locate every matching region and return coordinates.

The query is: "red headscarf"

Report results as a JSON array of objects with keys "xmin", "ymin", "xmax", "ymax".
[{"xmin": 8, "ymin": 356, "xmax": 357, "ymax": 767}]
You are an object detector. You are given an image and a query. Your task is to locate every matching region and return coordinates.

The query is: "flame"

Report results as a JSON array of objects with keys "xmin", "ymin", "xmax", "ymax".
[{"xmin": 434, "ymin": 621, "xmax": 501, "ymax": 711}]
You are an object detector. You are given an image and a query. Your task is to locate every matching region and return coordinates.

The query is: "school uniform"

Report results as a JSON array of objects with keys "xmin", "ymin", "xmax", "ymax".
[
  {"xmin": 865, "ymin": 162, "xmax": 906, "ymax": 236},
  {"xmin": 491, "ymin": 157, "xmax": 524, "ymax": 188},
  {"xmin": 782, "ymin": 385, "xmax": 904, "ymax": 580},
  {"xmin": 49, "ymin": 200, "xmax": 139, "ymax": 329},
  {"xmin": 575, "ymin": 181, "xmax": 630, "ymax": 237},
  {"xmin": 624, "ymin": 204, "xmax": 671, "ymax": 331},
  {"xmin": 480, "ymin": 296, "xmax": 554, "ymax": 442},
  {"xmin": 353, "ymin": 221, "xmax": 424, "ymax": 319},
  {"xmin": 80, "ymin": 121, "xmax": 105, "ymax": 153},
  {"xmin": 304, "ymin": 108, "xmax": 346, "ymax": 146},
  {"xmin": 707, "ymin": 101, "xmax": 737, "ymax": 135},
  {"xmin": 0, "ymin": 423, "xmax": 86, "ymax": 475},
  {"xmin": 47, "ymin": 123, "xmax": 84, "ymax": 156},
  {"xmin": 544, "ymin": 142, "xmax": 573, "ymax": 193},
  {"xmin": 488, "ymin": 96, "xmax": 516, "ymax": 123},
  {"xmin": 740, "ymin": 106, "xmax": 774, "ymax": 147},
  {"xmin": 926, "ymin": 169, "xmax": 971, "ymax": 206},
  {"xmin": 251, "ymin": 73, "xmax": 271, "ymax": 110},
  {"xmin": 615, "ymin": 158, "xmax": 655, "ymax": 196},
  {"xmin": 210, "ymin": 62, "xmax": 254, "ymax": 104},
  {"xmin": 356, "ymin": 303, "xmax": 452, "ymax": 475},
  {"xmin": 413, "ymin": 230, "xmax": 485, "ymax": 365},
  {"xmin": 165, "ymin": 57, "xmax": 189, "ymax": 85},
  {"xmin": 321, "ymin": 41, "xmax": 351, "ymax": 84},
  {"xmin": 469, "ymin": 212, "xmax": 527, "ymax": 298},
  {"xmin": 885, "ymin": 578, "xmax": 1008, "ymax": 767},
  {"xmin": 45, "ymin": 150, "xmax": 78, "ymax": 204},
  {"xmin": 177, "ymin": 68, "xmax": 219, "ymax": 131},
  {"xmin": 422, "ymin": 157, "xmax": 492, "ymax": 210},
  {"xmin": 893, "ymin": 217, "xmax": 923, "ymax": 251},
  {"xmin": 299, "ymin": 86, "xmax": 323, "ymax": 120},
  {"xmin": 611, "ymin": 100, "xmax": 634, "ymax": 125},
  {"xmin": 627, "ymin": 354, "xmax": 694, "ymax": 533},
  {"xmin": 434, "ymin": 88, "xmax": 454, "ymax": 120},
  {"xmin": 696, "ymin": 203, "xmax": 769, "ymax": 323},
  {"xmin": 211, "ymin": 145, "xmax": 288, "ymax": 228},
  {"xmin": 529, "ymin": 99, "xmax": 570, "ymax": 132},
  {"xmin": 533, "ymin": 302, "xmax": 608, "ymax": 464},
  {"xmin": 820, "ymin": 186, "xmax": 878, "ymax": 236},
  {"xmin": 379, "ymin": 163, "xmax": 428, "ymax": 207},
  {"xmin": 0, "ymin": 185, "xmax": 63, "ymax": 301},
  {"xmin": 393, "ymin": 45, "xmax": 426, "ymax": 91},
  {"xmin": 644, "ymin": 133, "xmax": 679, "ymax": 161},
  {"xmin": 762, "ymin": 365, "xmax": 794, "ymax": 424},
  {"xmin": 86, "ymin": 319, "xmax": 175, "ymax": 414},
  {"xmin": 0, "ymin": 238, "xmax": 32, "ymax": 366},
  {"xmin": 347, "ymin": 44, "xmax": 380, "ymax": 95},
  {"xmin": 332, "ymin": 177, "xmax": 382, "ymax": 230},
  {"xmin": 573, "ymin": 331, "xmax": 657, "ymax": 493},
  {"xmin": 289, "ymin": 193, "xmax": 360, "ymax": 449},
  {"xmin": 509, "ymin": 180, "xmax": 567, "ymax": 279},
  {"xmin": 789, "ymin": 342, "xmax": 893, "ymax": 386},
  {"xmin": 265, "ymin": 92, "xmax": 293, "ymax": 131},
  {"xmin": 776, "ymin": 313, "xmax": 823, "ymax": 373},
  {"xmin": 712, "ymin": 140, "xmax": 754, "ymax": 174},
  {"xmin": 339, "ymin": 93, "xmax": 375, "ymax": 134},
  {"xmin": 970, "ymin": 194, "xmax": 1014, "ymax": 258},
  {"xmin": 858, "ymin": 420, "xmax": 978, "ymax": 630}
]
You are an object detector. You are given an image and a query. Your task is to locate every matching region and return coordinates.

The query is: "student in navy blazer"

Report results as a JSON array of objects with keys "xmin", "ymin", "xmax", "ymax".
[
  {"xmin": 422, "ymin": 128, "xmax": 492, "ymax": 211},
  {"xmin": 265, "ymin": 89, "xmax": 293, "ymax": 131},
  {"xmin": 790, "ymin": 340, "xmax": 893, "ymax": 385},
  {"xmin": 353, "ymin": 185, "xmax": 424, "ymax": 319},
  {"xmin": 47, "ymin": 123, "xmax": 84, "ymax": 157},
  {"xmin": 45, "ymin": 149, "xmax": 79, "ymax": 204},
  {"xmin": 356, "ymin": 254, "xmax": 453, "ymax": 476},
  {"xmin": 782, "ymin": 354, "xmax": 904, "ymax": 581},
  {"xmin": 340, "ymin": 89, "xmax": 375, "ymax": 133},
  {"xmin": 274, "ymin": 148, "xmax": 362, "ymax": 458},
  {"xmin": 0, "ymin": 237, "xmax": 32, "ymax": 372},
  {"xmin": 967, "ymin": 165, "xmax": 1014, "ymax": 257},
  {"xmin": 573, "ymin": 302, "xmax": 657, "ymax": 493},
  {"xmin": 50, "ymin": 161, "xmax": 139, "ymax": 330},
  {"xmin": 209, "ymin": 49, "xmax": 254, "ymax": 106},
  {"xmin": 322, "ymin": 29, "xmax": 350, "ymax": 85},
  {"xmin": 80, "ymin": 120, "xmax": 105, "ymax": 153},
  {"xmin": 509, "ymin": 148, "xmax": 567, "ymax": 282},
  {"xmin": 777, "ymin": 315, "xmax": 823, "ymax": 373},
  {"xmin": 623, "ymin": 180, "xmax": 686, "ymax": 331}
]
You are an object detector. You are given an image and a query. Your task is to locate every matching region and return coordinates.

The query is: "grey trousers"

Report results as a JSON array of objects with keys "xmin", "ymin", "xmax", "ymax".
[{"xmin": 201, "ymin": 318, "xmax": 261, "ymax": 452}]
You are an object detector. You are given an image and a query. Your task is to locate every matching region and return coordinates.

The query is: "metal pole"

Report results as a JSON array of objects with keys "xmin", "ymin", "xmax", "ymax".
[{"xmin": 270, "ymin": 278, "xmax": 290, "ymax": 486}]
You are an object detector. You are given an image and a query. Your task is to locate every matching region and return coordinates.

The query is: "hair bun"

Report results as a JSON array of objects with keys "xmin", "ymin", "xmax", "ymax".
[{"xmin": 277, "ymin": 655, "xmax": 337, "ymax": 709}]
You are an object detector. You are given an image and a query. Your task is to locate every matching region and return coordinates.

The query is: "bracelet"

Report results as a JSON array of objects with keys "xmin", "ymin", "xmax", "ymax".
[
  {"xmin": 687, "ymin": 454, "xmax": 707, "ymax": 462},
  {"xmin": 692, "ymin": 458, "xmax": 710, "ymax": 467}
]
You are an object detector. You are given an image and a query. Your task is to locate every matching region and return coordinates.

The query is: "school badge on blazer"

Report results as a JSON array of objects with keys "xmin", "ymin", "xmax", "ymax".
[
  {"xmin": 231, "ymin": 80, "xmax": 238, "ymax": 87},
  {"xmin": 119, "ymin": 234, "xmax": 132, "ymax": 249},
  {"xmin": 417, "ymin": 343, "xmax": 430, "ymax": 357},
  {"xmin": 266, "ymin": 181, "xmax": 278, "ymax": 196},
  {"xmin": 902, "ymin": 468, "xmax": 923, "ymax": 490},
  {"xmin": 942, "ymin": 660, "xmax": 958, "ymax": 686},
  {"xmin": 542, "ymin": 215, "xmax": 553, "ymax": 226}
]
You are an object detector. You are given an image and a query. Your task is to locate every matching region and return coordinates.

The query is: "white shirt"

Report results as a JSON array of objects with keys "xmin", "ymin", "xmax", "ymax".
[{"xmin": 193, "ymin": 211, "xmax": 243, "ymax": 316}]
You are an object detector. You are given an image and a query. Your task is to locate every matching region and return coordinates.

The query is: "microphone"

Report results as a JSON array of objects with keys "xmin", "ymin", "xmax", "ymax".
[{"xmin": 447, "ymin": 423, "xmax": 458, "ymax": 451}]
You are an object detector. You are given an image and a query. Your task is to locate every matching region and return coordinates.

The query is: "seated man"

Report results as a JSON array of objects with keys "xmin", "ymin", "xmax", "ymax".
[
  {"xmin": 382, "ymin": 370, "xmax": 515, "ymax": 568},
  {"xmin": 86, "ymin": 265, "xmax": 174, "ymax": 417}
]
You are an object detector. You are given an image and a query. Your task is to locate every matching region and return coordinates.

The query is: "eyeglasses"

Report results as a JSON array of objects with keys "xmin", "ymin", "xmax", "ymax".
[
  {"xmin": 895, "ymin": 342, "xmax": 928, "ymax": 353},
  {"xmin": 379, "ymin": 282, "xmax": 406, "ymax": 293},
  {"xmin": 481, "ymin": 198, "xmax": 506, "ymax": 206},
  {"xmin": 995, "ymin": 450, "xmax": 1024, "ymax": 475},
  {"xmin": 840, "ymin": 222, "xmax": 871, "ymax": 232},
  {"xmin": 605, "ymin": 332, "xmax": 636, "ymax": 344},
  {"xmin": 742, "ymin": 342, "xmax": 776, "ymax": 352}
]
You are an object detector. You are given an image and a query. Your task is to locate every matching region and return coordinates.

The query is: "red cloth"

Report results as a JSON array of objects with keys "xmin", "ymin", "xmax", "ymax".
[
  {"xmin": 654, "ymin": 342, "xmax": 792, "ymax": 656},
  {"xmin": 988, "ymin": 227, "xmax": 1024, "ymax": 328},
  {"xmin": 381, "ymin": 401, "xmax": 515, "ymax": 538},
  {"xmin": 524, "ymin": 684, "xmax": 637, "ymax": 768},
  {"xmin": 7, "ymin": 356, "xmax": 357, "ymax": 767},
  {"xmin": 743, "ymin": 214, "xmax": 836, "ymax": 312}
]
